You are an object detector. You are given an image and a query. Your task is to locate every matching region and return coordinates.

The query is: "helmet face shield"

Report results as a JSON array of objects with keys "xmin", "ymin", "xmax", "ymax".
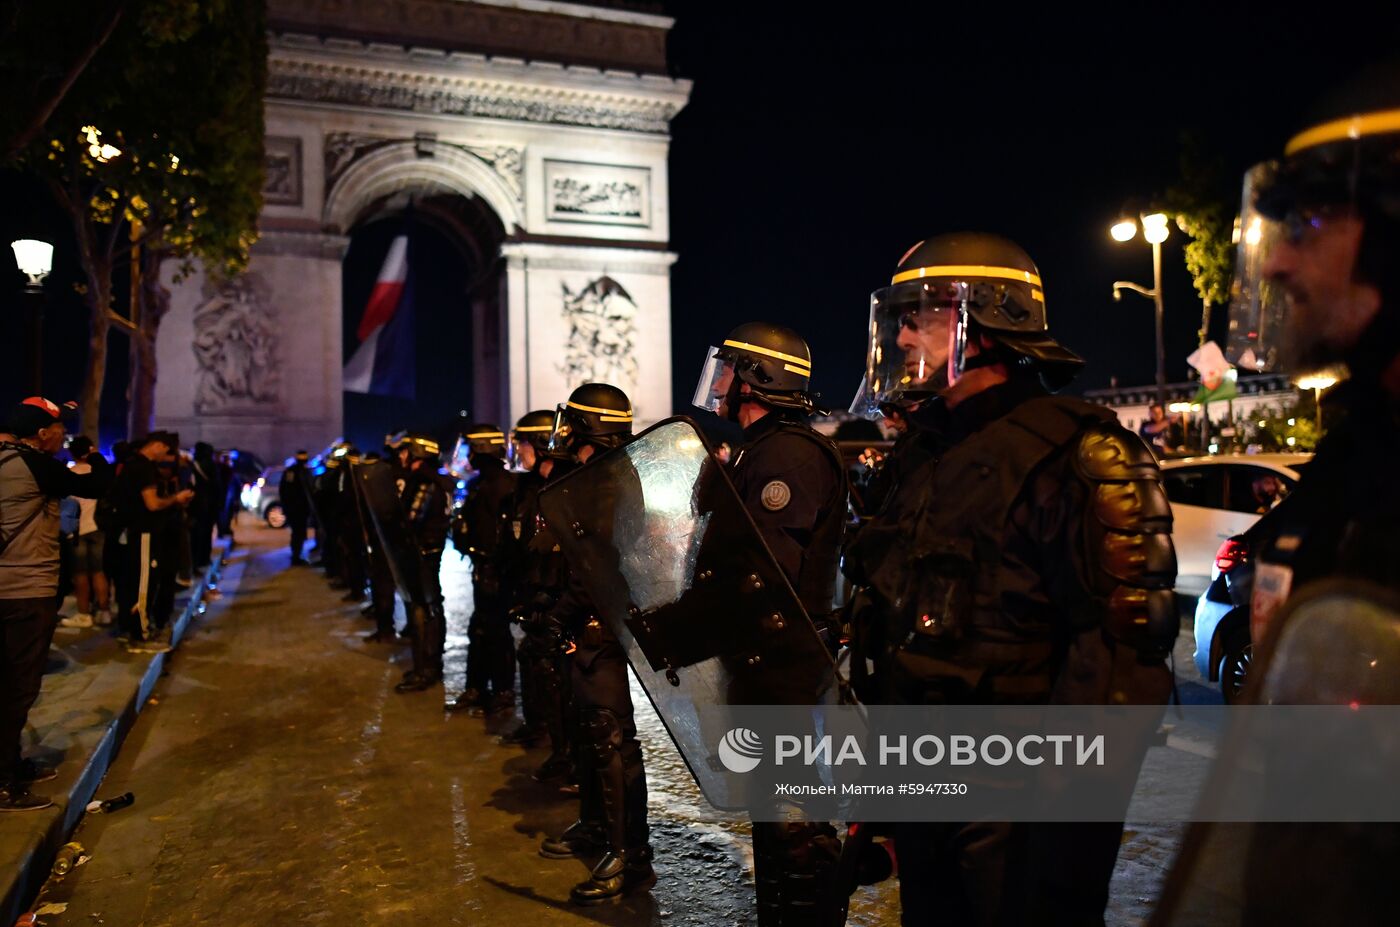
[
  {"xmin": 691, "ymin": 346, "xmax": 736, "ymax": 414},
  {"xmin": 547, "ymin": 404, "xmax": 573, "ymax": 455},
  {"xmin": 865, "ymin": 280, "xmax": 969, "ymax": 406},
  {"xmin": 1227, "ymin": 161, "xmax": 1296, "ymax": 373}
]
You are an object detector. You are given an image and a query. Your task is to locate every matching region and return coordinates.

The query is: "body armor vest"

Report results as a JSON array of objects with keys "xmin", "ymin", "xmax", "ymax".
[
  {"xmin": 875, "ymin": 395, "xmax": 1116, "ymax": 701},
  {"xmin": 740, "ymin": 420, "xmax": 849, "ymax": 622}
]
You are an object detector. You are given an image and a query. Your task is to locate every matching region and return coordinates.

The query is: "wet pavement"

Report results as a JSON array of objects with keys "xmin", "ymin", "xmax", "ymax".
[{"xmin": 29, "ymin": 525, "xmax": 1204, "ymax": 926}]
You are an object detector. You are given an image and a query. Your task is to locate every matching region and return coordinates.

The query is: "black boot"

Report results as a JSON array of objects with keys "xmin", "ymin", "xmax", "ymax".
[
  {"xmin": 486, "ymin": 689, "xmax": 516, "ymax": 716},
  {"xmin": 569, "ymin": 846, "xmax": 656, "ymax": 905},
  {"xmin": 447, "ymin": 688, "xmax": 485, "ymax": 712},
  {"xmin": 499, "ymin": 723, "xmax": 543, "ymax": 747},
  {"xmin": 394, "ymin": 671, "xmax": 440, "ymax": 693},
  {"xmin": 532, "ymin": 753, "xmax": 572, "ymax": 782},
  {"xmin": 539, "ymin": 820, "xmax": 605, "ymax": 859}
]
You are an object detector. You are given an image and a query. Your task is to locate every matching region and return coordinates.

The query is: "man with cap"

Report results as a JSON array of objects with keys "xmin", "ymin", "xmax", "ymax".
[
  {"xmin": 0, "ymin": 398, "xmax": 112, "ymax": 811},
  {"xmin": 108, "ymin": 432, "xmax": 195, "ymax": 653},
  {"xmin": 280, "ymin": 451, "xmax": 311, "ymax": 566}
]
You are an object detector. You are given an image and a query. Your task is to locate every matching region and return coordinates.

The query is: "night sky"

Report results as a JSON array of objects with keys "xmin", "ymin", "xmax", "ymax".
[
  {"xmin": 4, "ymin": 4, "xmax": 1399, "ymax": 446},
  {"xmin": 662, "ymin": 3, "xmax": 1400, "ymax": 410}
]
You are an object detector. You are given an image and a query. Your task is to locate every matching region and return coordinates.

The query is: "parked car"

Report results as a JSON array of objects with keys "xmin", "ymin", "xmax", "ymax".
[
  {"xmin": 241, "ymin": 465, "xmax": 287, "ymax": 528},
  {"xmin": 1191, "ymin": 493, "xmax": 1297, "ymax": 703},
  {"xmin": 1159, "ymin": 453, "xmax": 1312, "ymax": 598}
]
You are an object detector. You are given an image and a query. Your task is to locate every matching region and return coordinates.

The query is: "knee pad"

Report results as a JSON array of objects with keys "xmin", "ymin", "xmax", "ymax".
[{"xmin": 577, "ymin": 708, "xmax": 623, "ymax": 769}]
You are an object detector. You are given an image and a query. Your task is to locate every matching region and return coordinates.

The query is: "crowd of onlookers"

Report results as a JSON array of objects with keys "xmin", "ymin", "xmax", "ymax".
[{"xmin": 0, "ymin": 396, "xmax": 239, "ymax": 812}]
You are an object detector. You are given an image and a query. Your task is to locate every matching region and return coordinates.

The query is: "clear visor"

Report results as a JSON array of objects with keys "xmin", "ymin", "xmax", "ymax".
[
  {"xmin": 864, "ymin": 280, "xmax": 971, "ymax": 406},
  {"xmin": 547, "ymin": 404, "xmax": 573, "ymax": 453},
  {"xmin": 848, "ymin": 374, "xmax": 879, "ymax": 419},
  {"xmin": 690, "ymin": 346, "xmax": 736, "ymax": 413},
  {"xmin": 447, "ymin": 437, "xmax": 473, "ymax": 478},
  {"xmin": 1227, "ymin": 161, "xmax": 1292, "ymax": 373}
]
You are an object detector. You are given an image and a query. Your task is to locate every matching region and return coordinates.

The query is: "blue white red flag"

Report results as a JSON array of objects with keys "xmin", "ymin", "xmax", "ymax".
[{"xmin": 343, "ymin": 234, "xmax": 415, "ymax": 398}]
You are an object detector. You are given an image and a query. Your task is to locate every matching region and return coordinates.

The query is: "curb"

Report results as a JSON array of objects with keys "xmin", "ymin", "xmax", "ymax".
[{"xmin": 1, "ymin": 541, "xmax": 229, "ymax": 927}]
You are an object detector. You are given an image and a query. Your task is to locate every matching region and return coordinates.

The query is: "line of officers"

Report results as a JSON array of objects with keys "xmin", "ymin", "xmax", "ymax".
[{"xmin": 291, "ymin": 67, "xmax": 1397, "ymax": 925}]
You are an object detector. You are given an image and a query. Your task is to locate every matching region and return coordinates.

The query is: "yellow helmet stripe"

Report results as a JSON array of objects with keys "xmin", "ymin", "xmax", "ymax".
[
  {"xmin": 891, "ymin": 264, "xmax": 1043, "ymax": 287},
  {"xmin": 721, "ymin": 339, "xmax": 811, "ymax": 371},
  {"xmin": 513, "ymin": 425, "xmax": 553, "ymax": 433},
  {"xmin": 465, "ymin": 431, "xmax": 506, "ymax": 440},
  {"xmin": 567, "ymin": 399, "xmax": 633, "ymax": 418},
  {"xmin": 1285, "ymin": 108, "xmax": 1400, "ymax": 156}
]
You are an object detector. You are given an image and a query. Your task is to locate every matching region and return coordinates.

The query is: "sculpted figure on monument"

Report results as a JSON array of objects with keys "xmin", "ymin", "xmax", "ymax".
[{"xmin": 192, "ymin": 273, "xmax": 281, "ymax": 414}]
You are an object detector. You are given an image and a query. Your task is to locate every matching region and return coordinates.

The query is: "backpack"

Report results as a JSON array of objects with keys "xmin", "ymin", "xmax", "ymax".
[{"xmin": 94, "ymin": 486, "xmax": 133, "ymax": 533}]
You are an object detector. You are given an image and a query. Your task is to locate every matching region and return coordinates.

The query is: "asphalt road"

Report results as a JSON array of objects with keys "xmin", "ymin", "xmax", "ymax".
[{"xmin": 29, "ymin": 524, "xmax": 1216, "ymax": 926}]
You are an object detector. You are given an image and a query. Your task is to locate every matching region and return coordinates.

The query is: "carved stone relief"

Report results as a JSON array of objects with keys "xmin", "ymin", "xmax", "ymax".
[
  {"xmin": 323, "ymin": 132, "xmax": 524, "ymax": 203},
  {"xmin": 558, "ymin": 276, "xmax": 639, "ymax": 394},
  {"xmin": 264, "ymin": 136, "xmax": 303, "ymax": 205},
  {"xmin": 192, "ymin": 273, "xmax": 281, "ymax": 414}
]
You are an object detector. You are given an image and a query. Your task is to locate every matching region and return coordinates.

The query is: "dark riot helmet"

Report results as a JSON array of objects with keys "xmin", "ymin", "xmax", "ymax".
[
  {"xmin": 462, "ymin": 423, "xmax": 507, "ymax": 459},
  {"xmin": 512, "ymin": 409, "xmax": 555, "ymax": 459},
  {"xmin": 1228, "ymin": 58, "xmax": 1400, "ymax": 383},
  {"xmin": 549, "ymin": 383, "xmax": 633, "ymax": 454},
  {"xmin": 857, "ymin": 232, "xmax": 1084, "ymax": 413},
  {"xmin": 692, "ymin": 322, "xmax": 821, "ymax": 420},
  {"xmin": 401, "ymin": 433, "xmax": 441, "ymax": 464}
]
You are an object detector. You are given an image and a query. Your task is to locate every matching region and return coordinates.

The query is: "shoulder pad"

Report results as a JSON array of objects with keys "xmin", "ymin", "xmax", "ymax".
[{"xmin": 1075, "ymin": 423, "xmax": 1159, "ymax": 482}]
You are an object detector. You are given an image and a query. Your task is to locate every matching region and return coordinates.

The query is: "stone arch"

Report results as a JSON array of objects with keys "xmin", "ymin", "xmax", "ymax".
[{"xmin": 322, "ymin": 140, "xmax": 523, "ymax": 235}]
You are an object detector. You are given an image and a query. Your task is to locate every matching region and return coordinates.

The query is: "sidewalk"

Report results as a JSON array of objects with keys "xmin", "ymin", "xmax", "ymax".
[{"xmin": 0, "ymin": 545, "xmax": 227, "ymax": 927}]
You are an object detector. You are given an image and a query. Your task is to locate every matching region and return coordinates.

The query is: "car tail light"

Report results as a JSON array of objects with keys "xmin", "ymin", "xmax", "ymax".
[{"xmin": 1215, "ymin": 538, "xmax": 1249, "ymax": 574}]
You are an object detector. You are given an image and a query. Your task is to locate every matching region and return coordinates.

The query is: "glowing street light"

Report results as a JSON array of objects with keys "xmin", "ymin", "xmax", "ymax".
[
  {"xmin": 1296, "ymin": 372, "xmax": 1339, "ymax": 435},
  {"xmin": 10, "ymin": 238, "xmax": 54, "ymax": 393},
  {"xmin": 1110, "ymin": 210, "xmax": 1171, "ymax": 405}
]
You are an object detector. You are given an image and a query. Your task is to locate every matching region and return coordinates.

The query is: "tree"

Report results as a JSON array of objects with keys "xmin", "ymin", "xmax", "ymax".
[
  {"xmin": 0, "ymin": 1, "xmax": 129, "ymax": 163},
  {"xmin": 1165, "ymin": 133, "xmax": 1237, "ymax": 348},
  {"xmin": 19, "ymin": 0, "xmax": 265, "ymax": 438}
]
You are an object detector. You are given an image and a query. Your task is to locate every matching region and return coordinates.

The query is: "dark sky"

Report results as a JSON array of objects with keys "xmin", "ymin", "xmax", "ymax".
[{"xmin": 662, "ymin": 3, "xmax": 1400, "ymax": 411}]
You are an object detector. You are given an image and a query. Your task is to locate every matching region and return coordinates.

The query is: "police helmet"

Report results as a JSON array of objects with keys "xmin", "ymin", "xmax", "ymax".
[
  {"xmin": 513, "ymin": 410, "xmax": 555, "ymax": 453},
  {"xmin": 692, "ymin": 322, "xmax": 820, "ymax": 420},
  {"xmin": 1229, "ymin": 58, "xmax": 1400, "ymax": 381},
  {"xmin": 462, "ymin": 424, "xmax": 507, "ymax": 459},
  {"xmin": 401, "ymin": 433, "xmax": 441, "ymax": 463},
  {"xmin": 549, "ymin": 383, "xmax": 633, "ymax": 454},
  {"xmin": 861, "ymin": 232, "xmax": 1083, "ymax": 410}
]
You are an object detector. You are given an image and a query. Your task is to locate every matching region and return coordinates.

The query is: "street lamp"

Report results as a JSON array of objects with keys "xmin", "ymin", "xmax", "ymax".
[
  {"xmin": 10, "ymin": 239, "xmax": 53, "ymax": 394},
  {"xmin": 1295, "ymin": 372, "xmax": 1339, "ymax": 435},
  {"xmin": 1110, "ymin": 213, "xmax": 1170, "ymax": 406}
]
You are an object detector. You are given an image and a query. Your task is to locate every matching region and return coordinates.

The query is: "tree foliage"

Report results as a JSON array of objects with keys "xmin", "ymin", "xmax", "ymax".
[
  {"xmin": 1165, "ymin": 133, "xmax": 1237, "ymax": 346},
  {"xmin": 18, "ymin": 0, "xmax": 266, "ymax": 437}
]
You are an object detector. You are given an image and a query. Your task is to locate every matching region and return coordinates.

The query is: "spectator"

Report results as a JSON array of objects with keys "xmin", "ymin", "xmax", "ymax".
[
  {"xmin": 188, "ymin": 442, "xmax": 221, "ymax": 572},
  {"xmin": 1138, "ymin": 403, "xmax": 1182, "ymax": 457},
  {"xmin": 215, "ymin": 449, "xmax": 241, "ymax": 541},
  {"xmin": 61, "ymin": 436, "xmax": 111, "ymax": 629},
  {"xmin": 169, "ymin": 449, "xmax": 195, "ymax": 591},
  {"xmin": 0, "ymin": 398, "xmax": 112, "ymax": 812},
  {"xmin": 108, "ymin": 432, "xmax": 193, "ymax": 654}
]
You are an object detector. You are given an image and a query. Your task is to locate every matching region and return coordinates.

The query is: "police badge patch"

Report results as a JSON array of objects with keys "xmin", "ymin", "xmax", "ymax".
[{"xmin": 760, "ymin": 480, "xmax": 791, "ymax": 511}]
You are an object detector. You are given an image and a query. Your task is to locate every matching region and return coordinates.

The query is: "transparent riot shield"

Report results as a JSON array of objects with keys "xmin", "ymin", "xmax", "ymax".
[
  {"xmin": 1150, "ymin": 579, "xmax": 1400, "ymax": 926},
  {"xmin": 352, "ymin": 459, "xmax": 427, "ymax": 605},
  {"xmin": 537, "ymin": 416, "xmax": 846, "ymax": 810}
]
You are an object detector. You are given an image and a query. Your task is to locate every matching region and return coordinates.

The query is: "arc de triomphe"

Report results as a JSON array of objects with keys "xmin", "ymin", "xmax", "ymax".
[{"xmin": 154, "ymin": 0, "xmax": 690, "ymax": 462}]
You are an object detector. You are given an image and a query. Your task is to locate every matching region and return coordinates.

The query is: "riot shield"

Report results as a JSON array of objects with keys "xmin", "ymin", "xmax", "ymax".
[
  {"xmin": 1149, "ymin": 579, "xmax": 1400, "ymax": 926},
  {"xmin": 352, "ymin": 459, "xmax": 428, "ymax": 605},
  {"xmin": 537, "ymin": 416, "xmax": 847, "ymax": 810}
]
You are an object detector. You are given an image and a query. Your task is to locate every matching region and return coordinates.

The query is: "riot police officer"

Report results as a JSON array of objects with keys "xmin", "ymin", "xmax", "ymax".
[
  {"xmin": 395, "ymin": 434, "xmax": 453, "ymax": 694},
  {"xmin": 450, "ymin": 425, "xmax": 518, "ymax": 714},
  {"xmin": 497, "ymin": 410, "xmax": 559, "ymax": 746},
  {"xmin": 331, "ymin": 445, "xmax": 368, "ymax": 602},
  {"xmin": 279, "ymin": 451, "xmax": 311, "ymax": 565},
  {"xmin": 358, "ymin": 444, "xmax": 398, "ymax": 644},
  {"xmin": 537, "ymin": 383, "xmax": 655, "ymax": 905},
  {"xmin": 692, "ymin": 323, "xmax": 848, "ymax": 925},
  {"xmin": 847, "ymin": 232, "xmax": 1177, "ymax": 924},
  {"xmin": 1152, "ymin": 62, "xmax": 1400, "ymax": 926}
]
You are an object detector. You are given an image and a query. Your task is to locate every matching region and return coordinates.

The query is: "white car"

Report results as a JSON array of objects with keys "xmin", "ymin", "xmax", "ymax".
[{"xmin": 1158, "ymin": 453, "xmax": 1312, "ymax": 597}]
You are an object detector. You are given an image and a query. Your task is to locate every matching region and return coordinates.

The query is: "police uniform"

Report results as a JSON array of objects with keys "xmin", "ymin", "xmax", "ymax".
[
  {"xmin": 278, "ymin": 456, "xmax": 311, "ymax": 564},
  {"xmin": 849, "ymin": 234, "xmax": 1176, "ymax": 925},
  {"xmin": 536, "ymin": 384, "xmax": 655, "ymax": 906},
  {"xmin": 453, "ymin": 434, "xmax": 518, "ymax": 711},
  {"xmin": 397, "ymin": 437, "xmax": 453, "ymax": 691},
  {"xmin": 693, "ymin": 323, "xmax": 850, "ymax": 926}
]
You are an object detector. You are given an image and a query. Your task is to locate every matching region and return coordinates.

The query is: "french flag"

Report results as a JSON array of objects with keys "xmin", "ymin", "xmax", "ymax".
[{"xmin": 344, "ymin": 234, "xmax": 415, "ymax": 398}]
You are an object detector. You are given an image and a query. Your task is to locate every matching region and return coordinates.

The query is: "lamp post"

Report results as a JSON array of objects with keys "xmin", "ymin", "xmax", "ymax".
[
  {"xmin": 10, "ymin": 239, "xmax": 53, "ymax": 395},
  {"xmin": 1110, "ymin": 213, "xmax": 1170, "ymax": 407},
  {"xmin": 1295, "ymin": 373, "xmax": 1338, "ymax": 436}
]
